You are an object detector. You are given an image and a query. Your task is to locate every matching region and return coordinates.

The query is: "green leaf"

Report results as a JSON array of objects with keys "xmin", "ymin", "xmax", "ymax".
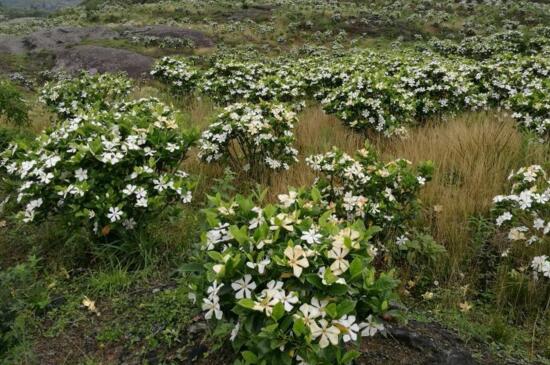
[
  {"xmin": 230, "ymin": 225, "xmax": 249, "ymax": 245},
  {"xmin": 349, "ymin": 257, "xmax": 362, "ymax": 279},
  {"xmin": 340, "ymin": 350, "xmax": 361, "ymax": 364},
  {"xmin": 325, "ymin": 303, "xmax": 338, "ymax": 318},
  {"xmin": 241, "ymin": 351, "xmax": 258, "ymax": 364},
  {"xmin": 293, "ymin": 318, "xmax": 306, "ymax": 336},
  {"xmin": 271, "ymin": 302, "xmax": 285, "ymax": 321},
  {"xmin": 336, "ymin": 300, "xmax": 356, "ymax": 317},
  {"xmin": 237, "ymin": 298, "xmax": 256, "ymax": 309},
  {"xmin": 207, "ymin": 251, "xmax": 225, "ymax": 262}
]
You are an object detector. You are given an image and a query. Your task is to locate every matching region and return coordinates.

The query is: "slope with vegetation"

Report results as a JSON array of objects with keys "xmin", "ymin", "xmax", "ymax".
[{"xmin": 0, "ymin": 1, "xmax": 549, "ymax": 365}]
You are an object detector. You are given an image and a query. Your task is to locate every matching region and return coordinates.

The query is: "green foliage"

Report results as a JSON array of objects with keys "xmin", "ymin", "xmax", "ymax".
[
  {"xmin": 0, "ymin": 255, "xmax": 49, "ymax": 356},
  {"xmin": 198, "ymin": 101, "xmax": 299, "ymax": 174},
  {"xmin": 0, "ymin": 98, "xmax": 197, "ymax": 239},
  {"xmin": 39, "ymin": 72, "xmax": 133, "ymax": 119},
  {"xmin": 0, "ymin": 79, "xmax": 29, "ymax": 126},
  {"xmin": 306, "ymin": 142, "xmax": 434, "ymax": 237},
  {"xmin": 191, "ymin": 188, "xmax": 399, "ymax": 364}
]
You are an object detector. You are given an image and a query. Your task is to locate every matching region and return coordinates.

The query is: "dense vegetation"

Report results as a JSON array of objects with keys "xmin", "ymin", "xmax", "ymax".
[{"xmin": 0, "ymin": 1, "xmax": 549, "ymax": 364}]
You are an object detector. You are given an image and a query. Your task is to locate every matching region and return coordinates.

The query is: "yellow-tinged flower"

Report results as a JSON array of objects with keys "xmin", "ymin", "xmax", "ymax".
[
  {"xmin": 284, "ymin": 245, "xmax": 309, "ymax": 277},
  {"xmin": 328, "ymin": 245, "xmax": 350, "ymax": 275}
]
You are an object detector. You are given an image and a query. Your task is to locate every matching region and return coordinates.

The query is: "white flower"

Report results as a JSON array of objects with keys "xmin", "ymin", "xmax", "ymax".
[
  {"xmin": 122, "ymin": 218, "xmax": 136, "ymax": 230},
  {"xmin": 301, "ymin": 227, "xmax": 322, "ymax": 244},
  {"xmin": 230, "ymin": 322, "xmax": 240, "ymax": 342},
  {"xmin": 337, "ymin": 315, "xmax": 360, "ymax": 342},
  {"xmin": 247, "ymin": 257, "xmax": 271, "ymax": 274},
  {"xmin": 74, "ymin": 168, "xmax": 88, "ymax": 182},
  {"xmin": 396, "ymin": 235, "xmax": 409, "ymax": 246},
  {"xmin": 284, "ymin": 245, "xmax": 309, "ymax": 277},
  {"xmin": 496, "ymin": 212, "xmax": 513, "ymax": 226},
  {"xmin": 231, "ymin": 274, "xmax": 257, "ymax": 299},
  {"xmin": 310, "ymin": 319, "xmax": 340, "ymax": 348},
  {"xmin": 280, "ymin": 291, "xmax": 299, "ymax": 312},
  {"xmin": 359, "ymin": 315, "xmax": 384, "ymax": 337},
  {"xmin": 328, "ymin": 245, "xmax": 350, "ymax": 276},
  {"xmin": 298, "ymin": 303, "xmax": 320, "ymax": 328},
  {"xmin": 202, "ymin": 298, "xmax": 223, "ymax": 320},
  {"xmin": 278, "ymin": 190, "xmax": 297, "ymax": 208},
  {"xmin": 107, "ymin": 207, "xmax": 122, "ymax": 222}
]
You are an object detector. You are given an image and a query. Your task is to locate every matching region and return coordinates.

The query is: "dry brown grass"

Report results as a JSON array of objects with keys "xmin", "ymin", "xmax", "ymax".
[
  {"xmin": 268, "ymin": 106, "xmax": 365, "ymax": 200},
  {"xmin": 376, "ymin": 112, "xmax": 548, "ymax": 277},
  {"xmin": 175, "ymin": 101, "xmax": 548, "ymax": 284}
]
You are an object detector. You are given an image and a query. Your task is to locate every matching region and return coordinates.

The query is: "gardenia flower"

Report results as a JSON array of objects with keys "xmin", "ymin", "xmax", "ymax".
[
  {"xmin": 328, "ymin": 245, "xmax": 350, "ymax": 275},
  {"xmin": 333, "ymin": 228, "xmax": 361, "ymax": 249},
  {"xmin": 202, "ymin": 298, "xmax": 223, "ymax": 320},
  {"xmin": 278, "ymin": 190, "xmax": 297, "ymax": 208},
  {"xmin": 298, "ymin": 303, "xmax": 320, "ymax": 327},
  {"xmin": 337, "ymin": 315, "xmax": 360, "ymax": 342},
  {"xmin": 310, "ymin": 319, "xmax": 340, "ymax": 348},
  {"xmin": 230, "ymin": 322, "xmax": 240, "ymax": 342},
  {"xmin": 231, "ymin": 274, "xmax": 257, "ymax": 299},
  {"xmin": 284, "ymin": 245, "xmax": 309, "ymax": 277},
  {"xmin": 74, "ymin": 168, "xmax": 88, "ymax": 182},
  {"xmin": 300, "ymin": 227, "xmax": 322, "ymax": 244},
  {"xmin": 496, "ymin": 212, "xmax": 513, "ymax": 226},
  {"xmin": 279, "ymin": 291, "xmax": 299, "ymax": 312},
  {"xmin": 107, "ymin": 207, "xmax": 123, "ymax": 222},
  {"xmin": 359, "ymin": 315, "xmax": 384, "ymax": 337}
]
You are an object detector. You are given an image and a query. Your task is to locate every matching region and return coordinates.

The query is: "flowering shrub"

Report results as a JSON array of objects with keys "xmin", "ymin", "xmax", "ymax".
[
  {"xmin": 201, "ymin": 60, "xmax": 267, "ymax": 104},
  {"xmin": 40, "ymin": 72, "xmax": 133, "ymax": 119},
  {"xmin": 492, "ymin": 165, "xmax": 549, "ymax": 279},
  {"xmin": 198, "ymin": 101, "xmax": 298, "ymax": 174},
  {"xmin": 398, "ymin": 60, "xmax": 472, "ymax": 118},
  {"xmin": 508, "ymin": 78, "xmax": 550, "ymax": 140},
  {"xmin": 193, "ymin": 189, "xmax": 398, "ymax": 364},
  {"xmin": 306, "ymin": 143, "xmax": 434, "ymax": 236},
  {"xmin": 321, "ymin": 72, "xmax": 415, "ymax": 136},
  {"xmin": 0, "ymin": 98, "xmax": 197, "ymax": 237},
  {"xmin": 150, "ymin": 57, "xmax": 201, "ymax": 95}
]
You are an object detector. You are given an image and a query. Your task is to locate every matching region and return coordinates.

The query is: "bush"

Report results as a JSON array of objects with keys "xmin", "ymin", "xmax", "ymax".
[
  {"xmin": 492, "ymin": 165, "xmax": 550, "ymax": 280},
  {"xmin": 0, "ymin": 98, "xmax": 197, "ymax": 238},
  {"xmin": 191, "ymin": 188, "xmax": 399, "ymax": 364},
  {"xmin": 150, "ymin": 57, "xmax": 201, "ymax": 95},
  {"xmin": 40, "ymin": 72, "xmax": 133, "ymax": 119},
  {"xmin": 198, "ymin": 101, "xmax": 298, "ymax": 174},
  {"xmin": 0, "ymin": 79, "xmax": 29, "ymax": 126},
  {"xmin": 509, "ymin": 78, "xmax": 550, "ymax": 140},
  {"xmin": 321, "ymin": 71, "xmax": 415, "ymax": 136},
  {"xmin": 201, "ymin": 60, "xmax": 267, "ymax": 104},
  {"xmin": 306, "ymin": 143, "xmax": 433, "ymax": 237}
]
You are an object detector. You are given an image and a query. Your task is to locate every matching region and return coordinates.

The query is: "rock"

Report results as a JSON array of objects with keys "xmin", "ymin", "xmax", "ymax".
[
  {"xmin": 53, "ymin": 45, "xmax": 153, "ymax": 78},
  {"xmin": 121, "ymin": 25, "xmax": 214, "ymax": 48},
  {"xmin": 22, "ymin": 27, "xmax": 118, "ymax": 52}
]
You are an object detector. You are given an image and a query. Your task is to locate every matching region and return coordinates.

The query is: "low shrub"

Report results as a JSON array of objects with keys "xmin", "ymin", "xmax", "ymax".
[
  {"xmin": 0, "ymin": 98, "xmax": 197, "ymax": 238},
  {"xmin": 306, "ymin": 143, "xmax": 434, "ymax": 237},
  {"xmin": 150, "ymin": 57, "xmax": 201, "ymax": 95},
  {"xmin": 40, "ymin": 72, "xmax": 133, "ymax": 119},
  {"xmin": 198, "ymin": 101, "xmax": 298, "ymax": 175},
  {"xmin": 191, "ymin": 188, "xmax": 399, "ymax": 364}
]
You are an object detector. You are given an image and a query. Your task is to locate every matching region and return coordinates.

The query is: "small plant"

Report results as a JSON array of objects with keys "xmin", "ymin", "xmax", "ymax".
[
  {"xmin": 306, "ymin": 143, "xmax": 434, "ymax": 237},
  {"xmin": 0, "ymin": 79, "xmax": 29, "ymax": 126},
  {"xmin": 198, "ymin": 101, "xmax": 299, "ymax": 175},
  {"xmin": 0, "ymin": 98, "xmax": 197, "ymax": 238},
  {"xmin": 40, "ymin": 72, "xmax": 133, "ymax": 119},
  {"xmin": 492, "ymin": 165, "xmax": 550, "ymax": 280},
  {"xmin": 191, "ymin": 188, "xmax": 399, "ymax": 364},
  {"xmin": 150, "ymin": 57, "xmax": 201, "ymax": 95},
  {"xmin": 321, "ymin": 71, "xmax": 415, "ymax": 136}
]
